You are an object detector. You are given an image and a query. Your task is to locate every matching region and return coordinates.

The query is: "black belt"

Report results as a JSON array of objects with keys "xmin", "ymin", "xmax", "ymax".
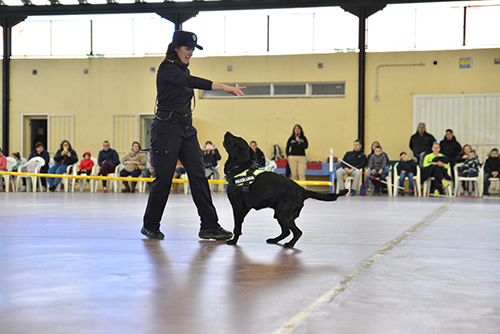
[{"xmin": 155, "ymin": 111, "xmax": 193, "ymax": 125}]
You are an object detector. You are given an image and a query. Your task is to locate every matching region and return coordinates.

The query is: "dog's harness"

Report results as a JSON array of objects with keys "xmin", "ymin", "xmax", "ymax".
[{"xmin": 227, "ymin": 164, "xmax": 265, "ymax": 208}]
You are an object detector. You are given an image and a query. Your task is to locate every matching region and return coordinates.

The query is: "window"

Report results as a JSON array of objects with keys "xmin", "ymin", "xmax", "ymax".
[{"xmin": 201, "ymin": 82, "xmax": 345, "ymax": 98}]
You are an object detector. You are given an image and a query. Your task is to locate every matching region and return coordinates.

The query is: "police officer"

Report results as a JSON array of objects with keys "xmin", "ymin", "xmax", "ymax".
[{"xmin": 141, "ymin": 31, "xmax": 245, "ymax": 240}]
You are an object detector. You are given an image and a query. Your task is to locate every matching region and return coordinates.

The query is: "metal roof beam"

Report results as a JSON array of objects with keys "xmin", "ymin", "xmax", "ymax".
[{"xmin": 0, "ymin": 0, "xmax": 471, "ymax": 17}]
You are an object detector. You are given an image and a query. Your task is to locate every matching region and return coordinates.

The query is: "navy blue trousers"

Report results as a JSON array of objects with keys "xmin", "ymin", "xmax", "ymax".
[{"xmin": 143, "ymin": 118, "xmax": 219, "ymax": 231}]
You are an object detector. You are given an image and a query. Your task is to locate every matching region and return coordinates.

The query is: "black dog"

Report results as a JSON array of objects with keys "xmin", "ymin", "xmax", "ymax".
[{"xmin": 223, "ymin": 132, "xmax": 348, "ymax": 248}]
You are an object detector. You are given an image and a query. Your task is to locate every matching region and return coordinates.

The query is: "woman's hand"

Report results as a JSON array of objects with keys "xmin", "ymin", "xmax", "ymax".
[
  {"xmin": 212, "ymin": 83, "xmax": 246, "ymax": 96},
  {"xmin": 61, "ymin": 150, "xmax": 67, "ymax": 156}
]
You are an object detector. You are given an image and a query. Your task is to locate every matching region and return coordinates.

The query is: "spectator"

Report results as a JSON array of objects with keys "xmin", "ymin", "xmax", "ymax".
[
  {"xmin": 455, "ymin": 144, "xmax": 472, "ymax": 164},
  {"xmin": 48, "ymin": 140, "xmax": 78, "ymax": 192},
  {"xmin": 409, "ymin": 122, "xmax": 436, "ymax": 166},
  {"xmin": 459, "ymin": 149, "xmax": 480, "ymax": 196},
  {"xmin": 10, "ymin": 152, "xmax": 22, "ymax": 172},
  {"xmin": 439, "ymin": 129, "xmax": 462, "ymax": 173},
  {"xmin": 423, "ymin": 142, "xmax": 451, "ymax": 196},
  {"xmin": 365, "ymin": 141, "xmax": 389, "ymax": 188},
  {"xmin": 98, "ymin": 140, "xmax": 120, "ymax": 193},
  {"xmin": 397, "ymin": 151, "xmax": 417, "ymax": 196},
  {"xmin": 120, "ymin": 141, "xmax": 147, "ymax": 193},
  {"xmin": 28, "ymin": 142, "xmax": 50, "ymax": 190},
  {"xmin": 0, "ymin": 148, "xmax": 6, "ymax": 171},
  {"xmin": 203, "ymin": 141, "xmax": 222, "ymax": 193},
  {"xmin": 142, "ymin": 149, "xmax": 155, "ymax": 190},
  {"xmin": 484, "ymin": 148, "xmax": 500, "ymax": 197},
  {"xmin": 172, "ymin": 160, "xmax": 185, "ymax": 194},
  {"xmin": 366, "ymin": 145, "xmax": 390, "ymax": 196},
  {"xmin": 286, "ymin": 124, "xmax": 308, "ymax": 182},
  {"xmin": 75, "ymin": 151, "xmax": 94, "ymax": 185},
  {"xmin": 336, "ymin": 139, "xmax": 367, "ymax": 196},
  {"xmin": 250, "ymin": 140, "xmax": 266, "ymax": 166}
]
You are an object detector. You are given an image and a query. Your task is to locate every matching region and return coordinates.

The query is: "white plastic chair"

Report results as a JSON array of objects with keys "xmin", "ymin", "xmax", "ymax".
[
  {"xmin": 204, "ymin": 162, "xmax": 221, "ymax": 194},
  {"xmin": 336, "ymin": 168, "xmax": 364, "ymax": 194},
  {"xmin": 115, "ymin": 164, "xmax": 146, "ymax": 193},
  {"xmin": 423, "ymin": 167, "xmax": 453, "ymax": 197},
  {"xmin": 88, "ymin": 157, "xmax": 99, "ymax": 192},
  {"xmin": 16, "ymin": 157, "xmax": 46, "ymax": 192},
  {"xmin": 180, "ymin": 173, "xmax": 190, "ymax": 194},
  {"xmin": 1, "ymin": 157, "xmax": 18, "ymax": 192},
  {"xmin": 61, "ymin": 163, "xmax": 78, "ymax": 192},
  {"xmin": 453, "ymin": 163, "xmax": 483, "ymax": 197},
  {"xmin": 393, "ymin": 163, "xmax": 422, "ymax": 197},
  {"xmin": 108, "ymin": 164, "xmax": 122, "ymax": 193}
]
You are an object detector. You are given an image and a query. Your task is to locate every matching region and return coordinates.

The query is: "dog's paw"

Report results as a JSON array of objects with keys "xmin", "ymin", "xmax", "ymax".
[
  {"xmin": 266, "ymin": 238, "xmax": 278, "ymax": 244},
  {"xmin": 283, "ymin": 242, "xmax": 295, "ymax": 248},
  {"xmin": 339, "ymin": 189, "xmax": 349, "ymax": 197},
  {"xmin": 226, "ymin": 239, "xmax": 238, "ymax": 245}
]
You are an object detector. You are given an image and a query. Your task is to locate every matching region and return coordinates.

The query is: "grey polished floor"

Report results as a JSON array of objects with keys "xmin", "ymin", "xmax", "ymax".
[{"xmin": 0, "ymin": 192, "xmax": 499, "ymax": 334}]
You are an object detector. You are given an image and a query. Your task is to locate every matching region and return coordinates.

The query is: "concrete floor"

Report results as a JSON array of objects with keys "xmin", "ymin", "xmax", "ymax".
[{"xmin": 0, "ymin": 192, "xmax": 499, "ymax": 334}]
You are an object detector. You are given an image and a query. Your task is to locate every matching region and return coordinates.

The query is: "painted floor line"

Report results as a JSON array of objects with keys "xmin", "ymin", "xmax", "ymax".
[{"xmin": 270, "ymin": 198, "xmax": 457, "ymax": 334}]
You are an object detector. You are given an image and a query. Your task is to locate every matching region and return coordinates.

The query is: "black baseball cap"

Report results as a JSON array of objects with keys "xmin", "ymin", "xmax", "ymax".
[{"xmin": 172, "ymin": 30, "xmax": 203, "ymax": 50}]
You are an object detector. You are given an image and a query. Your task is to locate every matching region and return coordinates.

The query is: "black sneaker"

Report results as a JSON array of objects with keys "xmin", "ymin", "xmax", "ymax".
[
  {"xmin": 141, "ymin": 227, "xmax": 165, "ymax": 240},
  {"xmin": 198, "ymin": 226, "xmax": 233, "ymax": 241},
  {"xmin": 49, "ymin": 186, "xmax": 56, "ymax": 192}
]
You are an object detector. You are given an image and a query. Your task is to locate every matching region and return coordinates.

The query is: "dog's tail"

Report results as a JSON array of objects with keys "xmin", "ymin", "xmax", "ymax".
[{"xmin": 304, "ymin": 189, "xmax": 349, "ymax": 201}]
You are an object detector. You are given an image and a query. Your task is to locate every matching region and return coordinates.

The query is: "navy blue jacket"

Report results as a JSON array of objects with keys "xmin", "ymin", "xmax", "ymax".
[
  {"xmin": 29, "ymin": 149, "xmax": 50, "ymax": 172},
  {"xmin": 156, "ymin": 59, "xmax": 213, "ymax": 115},
  {"xmin": 98, "ymin": 148, "xmax": 120, "ymax": 167}
]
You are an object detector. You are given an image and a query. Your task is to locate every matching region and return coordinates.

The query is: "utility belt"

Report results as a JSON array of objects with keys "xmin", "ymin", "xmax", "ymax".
[{"xmin": 155, "ymin": 110, "xmax": 193, "ymax": 125}]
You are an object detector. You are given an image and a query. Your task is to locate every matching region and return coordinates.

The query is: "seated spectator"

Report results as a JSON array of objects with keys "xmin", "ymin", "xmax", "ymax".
[
  {"xmin": 98, "ymin": 140, "xmax": 120, "ymax": 193},
  {"xmin": 10, "ymin": 152, "xmax": 22, "ymax": 172},
  {"xmin": 142, "ymin": 149, "xmax": 155, "ymax": 190},
  {"xmin": 366, "ymin": 145, "xmax": 390, "ymax": 196},
  {"xmin": 336, "ymin": 139, "xmax": 367, "ymax": 196},
  {"xmin": 423, "ymin": 142, "xmax": 451, "ymax": 196},
  {"xmin": 48, "ymin": 140, "xmax": 78, "ymax": 192},
  {"xmin": 409, "ymin": 122, "xmax": 436, "ymax": 166},
  {"xmin": 0, "ymin": 148, "xmax": 6, "ymax": 171},
  {"xmin": 439, "ymin": 129, "xmax": 462, "ymax": 174},
  {"xmin": 484, "ymin": 148, "xmax": 500, "ymax": 197},
  {"xmin": 120, "ymin": 141, "xmax": 147, "ymax": 193},
  {"xmin": 172, "ymin": 160, "xmax": 185, "ymax": 194},
  {"xmin": 203, "ymin": 141, "xmax": 221, "ymax": 193},
  {"xmin": 75, "ymin": 151, "xmax": 94, "ymax": 185},
  {"xmin": 28, "ymin": 142, "xmax": 50, "ymax": 191},
  {"xmin": 250, "ymin": 140, "xmax": 266, "ymax": 166},
  {"xmin": 458, "ymin": 149, "xmax": 480, "ymax": 196},
  {"xmin": 455, "ymin": 144, "xmax": 472, "ymax": 164},
  {"xmin": 397, "ymin": 151, "xmax": 417, "ymax": 196},
  {"xmin": 364, "ymin": 141, "xmax": 390, "ymax": 189}
]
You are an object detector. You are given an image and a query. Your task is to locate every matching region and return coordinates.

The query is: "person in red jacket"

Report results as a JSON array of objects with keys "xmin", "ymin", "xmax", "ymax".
[{"xmin": 76, "ymin": 151, "xmax": 94, "ymax": 180}]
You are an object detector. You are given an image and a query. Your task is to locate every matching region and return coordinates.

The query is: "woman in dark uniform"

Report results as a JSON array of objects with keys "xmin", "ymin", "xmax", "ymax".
[{"xmin": 142, "ymin": 31, "xmax": 245, "ymax": 240}]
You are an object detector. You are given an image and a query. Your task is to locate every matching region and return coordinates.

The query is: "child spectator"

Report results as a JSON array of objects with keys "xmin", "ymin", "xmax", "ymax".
[
  {"xmin": 458, "ymin": 149, "xmax": 479, "ymax": 196},
  {"xmin": 397, "ymin": 151, "xmax": 417, "ymax": 196},
  {"xmin": 484, "ymin": 148, "xmax": 500, "ymax": 197},
  {"xmin": 367, "ymin": 145, "xmax": 389, "ymax": 196},
  {"xmin": 76, "ymin": 151, "xmax": 94, "ymax": 184},
  {"xmin": 10, "ymin": 152, "xmax": 22, "ymax": 175}
]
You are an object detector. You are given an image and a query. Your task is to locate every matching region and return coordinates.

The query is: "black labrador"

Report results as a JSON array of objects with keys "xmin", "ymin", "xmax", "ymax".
[{"xmin": 223, "ymin": 132, "xmax": 348, "ymax": 248}]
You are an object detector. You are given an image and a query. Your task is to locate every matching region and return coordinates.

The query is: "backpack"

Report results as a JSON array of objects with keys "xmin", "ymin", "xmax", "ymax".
[{"xmin": 270, "ymin": 144, "xmax": 284, "ymax": 161}]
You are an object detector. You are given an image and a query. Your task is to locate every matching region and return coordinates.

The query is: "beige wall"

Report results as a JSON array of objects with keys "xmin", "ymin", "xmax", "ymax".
[{"xmin": 2, "ymin": 48, "xmax": 499, "ymax": 163}]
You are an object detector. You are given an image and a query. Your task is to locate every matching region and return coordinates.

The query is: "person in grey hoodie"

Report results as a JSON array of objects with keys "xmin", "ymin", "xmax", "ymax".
[{"xmin": 367, "ymin": 145, "xmax": 389, "ymax": 195}]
